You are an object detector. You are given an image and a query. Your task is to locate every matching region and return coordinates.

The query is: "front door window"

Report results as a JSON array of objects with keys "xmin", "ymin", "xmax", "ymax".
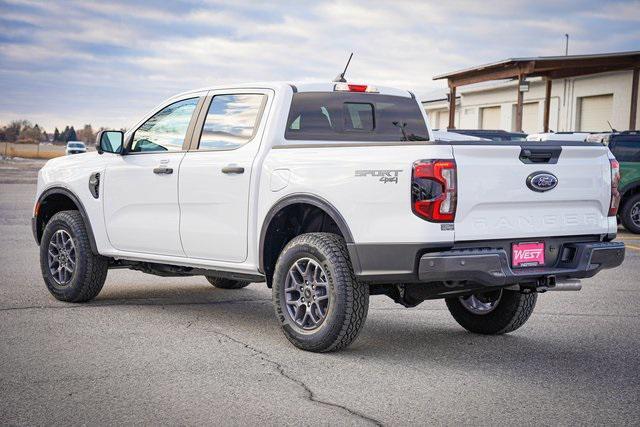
[{"xmin": 131, "ymin": 98, "xmax": 200, "ymax": 152}]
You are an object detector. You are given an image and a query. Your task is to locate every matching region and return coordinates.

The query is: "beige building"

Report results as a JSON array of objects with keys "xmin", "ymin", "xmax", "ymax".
[{"xmin": 423, "ymin": 52, "xmax": 640, "ymax": 133}]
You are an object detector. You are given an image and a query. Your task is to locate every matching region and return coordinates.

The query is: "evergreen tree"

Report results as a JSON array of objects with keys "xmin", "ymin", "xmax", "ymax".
[
  {"xmin": 53, "ymin": 128, "xmax": 60, "ymax": 142},
  {"xmin": 67, "ymin": 126, "xmax": 77, "ymax": 142},
  {"xmin": 61, "ymin": 126, "xmax": 70, "ymax": 142}
]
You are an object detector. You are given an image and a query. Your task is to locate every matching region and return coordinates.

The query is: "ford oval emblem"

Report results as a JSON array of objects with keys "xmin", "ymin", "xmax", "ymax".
[{"xmin": 526, "ymin": 171, "xmax": 558, "ymax": 192}]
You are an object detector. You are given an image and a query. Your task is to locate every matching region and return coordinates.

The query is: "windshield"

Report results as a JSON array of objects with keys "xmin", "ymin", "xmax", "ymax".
[{"xmin": 285, "ymin": 92, "xmax": 429, "ymax": 142}]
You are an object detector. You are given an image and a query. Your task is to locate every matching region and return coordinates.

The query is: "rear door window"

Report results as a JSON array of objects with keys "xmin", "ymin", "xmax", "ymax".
[
  {"xmin": 197, "ymin": 94, "xmax": 265, "ymax": 150},
  {"xmin": 285, "ymin": 92, "xmax": 428, "ymax": 141}
]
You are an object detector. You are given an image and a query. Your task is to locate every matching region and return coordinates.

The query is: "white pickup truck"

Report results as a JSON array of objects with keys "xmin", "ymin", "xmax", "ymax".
[{"xmin": 33, "ymin": 81, "xmax": 625, "ymax": 352}]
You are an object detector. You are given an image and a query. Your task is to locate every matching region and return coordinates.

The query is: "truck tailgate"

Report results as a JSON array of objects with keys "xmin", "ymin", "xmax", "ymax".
[{"xmin": 453, "ymin": 143, "xmax": 611, "ymax": 241}]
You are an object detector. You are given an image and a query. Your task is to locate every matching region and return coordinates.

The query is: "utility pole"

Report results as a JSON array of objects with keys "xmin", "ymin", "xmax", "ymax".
[{"xmin": 565, "ymin": 34, "xmax": 569, "ymax": 56}]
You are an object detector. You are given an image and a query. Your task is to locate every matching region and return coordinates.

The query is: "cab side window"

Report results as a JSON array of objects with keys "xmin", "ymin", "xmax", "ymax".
[
  {"xmin": 131, "ymin": 98, "xmax": 200, "ymax": 152},
  {"xmin": 198, "ymin": 94, "xmax": 265, "ymax": 150}
]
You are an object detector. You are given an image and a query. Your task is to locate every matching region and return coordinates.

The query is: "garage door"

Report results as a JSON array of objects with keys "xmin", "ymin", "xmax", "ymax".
[
  {"xmin": 512, "ymin": 102, "xmax": 539, "ymax": 133},
  {"xmin": 480, "ymin": 106, "xmax": 501, "ymax": 129},
  {"xmin": 437, "ymin": 110, "xmax": 449, "ymax": 129},
  {"xmin": 426, "ymin": 109, "xmax": 444, "ymax": 129},
  {"xmin": 522, "ymin": 102, "xmax": 539, "ymax": 133},
  {"xmin": 579, "ymin": 94, "xmax": 613, "ymax": 132}
]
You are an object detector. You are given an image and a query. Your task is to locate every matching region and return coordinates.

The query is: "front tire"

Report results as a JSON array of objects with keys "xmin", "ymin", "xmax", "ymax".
[
  {"xmin": 620, "ymin": 193, "xmax": 640, "ymax": 234},
  {"xmin": 445, "ymin": 289, "xmax": 537, "ymax": 335},
  {"xmin": 272, "ymin": 233, "xmax": 369, "ymax": 352},
  {"xmin": 39, "ymin": 210, "xmax": 108, "ymax": 302},
  {"xmin": 205, "ymin": 276, "xmax": 251, "ymax": 289}
]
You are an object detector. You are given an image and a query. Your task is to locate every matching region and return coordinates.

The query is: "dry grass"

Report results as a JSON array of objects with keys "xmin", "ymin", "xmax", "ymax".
[{"xmin": 1, "ymin": 142, "xmax": 67, "ymax": 159}]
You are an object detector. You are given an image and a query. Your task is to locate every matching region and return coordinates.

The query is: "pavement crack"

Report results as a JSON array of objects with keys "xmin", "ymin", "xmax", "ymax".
[
  {"xmin": 208, "ymin": 329, "xmax": 383, "ymax": 426},
  {"xmin": 535, "ymin": 311, "xmax": 640, "ymax": 318},
  {"xmin": 186, "ymin": 314, "xmax": 200, "ymax": 328}
]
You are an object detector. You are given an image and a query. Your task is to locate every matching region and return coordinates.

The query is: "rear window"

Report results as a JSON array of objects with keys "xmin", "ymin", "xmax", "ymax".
[{"xmin": 285, "ymin": 92, "xmax": 429, "ymax": 141}]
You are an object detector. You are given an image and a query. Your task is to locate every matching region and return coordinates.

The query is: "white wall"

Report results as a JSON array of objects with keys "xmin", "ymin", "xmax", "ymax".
[
  {"xmin": 568, "ymin": 71, "xmax": 636, "ymax": 131},
  {"xmin": 423, "ymin": 70, "xmax": 639, "ymax": 132},
  {"xmin": 423, "ymin": 101, "xmax": 460, "ymax": 129}
]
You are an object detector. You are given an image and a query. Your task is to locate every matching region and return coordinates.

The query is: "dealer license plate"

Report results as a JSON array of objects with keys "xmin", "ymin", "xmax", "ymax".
[{"xmin": 512, "ymin": 242, "xmax": 545, "ymax": 267}]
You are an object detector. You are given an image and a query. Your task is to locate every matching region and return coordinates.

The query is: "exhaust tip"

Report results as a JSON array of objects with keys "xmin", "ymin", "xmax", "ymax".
[{"xmin": 540, "ymin": 279, "xmax": 582, "ymax": 292}]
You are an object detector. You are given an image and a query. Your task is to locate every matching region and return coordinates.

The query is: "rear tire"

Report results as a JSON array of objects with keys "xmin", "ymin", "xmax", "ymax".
[
  {"xmin": 620, "ymin": 193, "xmax": 640, "ymax": 234},
  {"xmin": 39, "ymin": 210, "xmax": 108, "ymax": 302},
  {"xmin": 445, "ymin": 289, "xmax": 537, "ymax": 335},
  {"xmin": 272, "ymin": 233, "xmax": 369, "ymax": 352},
  {"xmin": 205, "ymin": 276, "xmax": 251, "ymax": 289}
]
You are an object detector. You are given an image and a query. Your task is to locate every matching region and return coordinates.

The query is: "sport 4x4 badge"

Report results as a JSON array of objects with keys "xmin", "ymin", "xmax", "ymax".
[{"xmin": 355, "ymin": 169, "xmax": 402, "ymax": 184}]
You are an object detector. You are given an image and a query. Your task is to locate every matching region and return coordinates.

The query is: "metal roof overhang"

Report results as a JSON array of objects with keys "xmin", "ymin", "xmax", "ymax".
[{"xmin": 434, "ymin": 51, "xmax": 640, "ymax": 87}]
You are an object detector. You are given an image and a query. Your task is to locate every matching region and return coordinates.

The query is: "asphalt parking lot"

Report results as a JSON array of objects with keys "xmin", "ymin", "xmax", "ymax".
[{"xmin": 1, "ymin": 157, "xmax": 639, "ymax": 425}]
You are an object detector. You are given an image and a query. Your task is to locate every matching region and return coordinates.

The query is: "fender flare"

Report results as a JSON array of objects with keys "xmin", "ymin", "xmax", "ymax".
[
  {"xmin": 35, "ymin": 187, "xmax": 99, "ymax": 254},
  {"xmin": 258, "ymin": 193, "xmax": 354, "ymax": 273}
]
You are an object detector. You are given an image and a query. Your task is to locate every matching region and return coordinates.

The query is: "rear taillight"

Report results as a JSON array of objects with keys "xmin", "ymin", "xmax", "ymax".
[
  {"xmin": 412, "ymin": 159, "xmax": 457, "ymax": 222},
  {"xmin": 609, "ymin": 159, "xmax": 621, "ymax": 216}
]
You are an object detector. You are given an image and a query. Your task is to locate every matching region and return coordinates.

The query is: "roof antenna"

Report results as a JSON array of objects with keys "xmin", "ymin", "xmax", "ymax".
[
  {"xmin": 333, "ymin": 52, "xmax": 353, "ymax": 83},
  {"xmin": 607, "ymin": 120, "xmax": 617, "ymax": 132}
]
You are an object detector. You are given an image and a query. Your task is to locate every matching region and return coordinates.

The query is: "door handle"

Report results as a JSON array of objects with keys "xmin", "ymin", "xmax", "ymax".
[
  {"xmin": 519, "ymin": 146, "xmax": 561, "ymax": 164},
  {"xmin": 153, "ymin": 166, "xmax": 173, "ymax": 174},
  {"xmin": 222, "ymin": 165, "xmax": 245, "ymax": 174}
]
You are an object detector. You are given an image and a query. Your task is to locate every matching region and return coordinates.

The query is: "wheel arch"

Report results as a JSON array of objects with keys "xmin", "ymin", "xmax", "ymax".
[
  {"xmin": 35, "ymin": 187, "xmax": 98, "ymax": 254},
  {"xmin": 259, "ymin": 193, "xmax": 354, "ymax": 280},
  {"xmin": 621, "ymin": 182, "xmax": 640, "ymax": 206}
]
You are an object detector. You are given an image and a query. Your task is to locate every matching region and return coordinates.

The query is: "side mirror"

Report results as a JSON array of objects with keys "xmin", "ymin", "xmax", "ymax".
[{"xmin": 96, "ymin": 130, "xmax": 125, "ymax": 155}]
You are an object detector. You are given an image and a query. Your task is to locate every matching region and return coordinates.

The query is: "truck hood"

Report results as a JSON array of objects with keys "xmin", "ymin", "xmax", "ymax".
[
  {"xmin": 41, "ymin": 152, "xmax": 103, "ymax": 171},
  {"xmin": 38, "ymin": 152, "xmax": 114, "ymax": 196}
]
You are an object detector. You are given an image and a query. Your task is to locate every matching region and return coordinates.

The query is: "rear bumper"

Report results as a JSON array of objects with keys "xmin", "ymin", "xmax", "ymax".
[
  {"xmin": 418, "ymin": 241, "xmax": 625, "ymax": 286},
  {"xmin": 349, "ymin": 236, "xmax": 624, "ymax": 285}
]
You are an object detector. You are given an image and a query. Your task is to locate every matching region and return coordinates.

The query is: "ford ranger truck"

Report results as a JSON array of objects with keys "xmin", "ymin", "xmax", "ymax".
[{"xmin": 32, "ymin": 82, "xmax": 625, "ymax": 352}]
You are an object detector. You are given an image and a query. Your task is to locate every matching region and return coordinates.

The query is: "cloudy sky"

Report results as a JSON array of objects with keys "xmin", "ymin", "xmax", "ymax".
[{"xmin": 1, "ymin": 0, "xmax": 639, "ymax": 131}]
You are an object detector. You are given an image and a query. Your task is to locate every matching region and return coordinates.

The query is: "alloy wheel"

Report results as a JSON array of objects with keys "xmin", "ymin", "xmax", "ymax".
[
  {"xmin": 459, "ymin": 290, "xmax": 502, "ymax": 315},
  {"xmin": 284, "ymin": 258, "xmax": 330, "ymax": 330},
  {"xmin": 631, "ymin": 201, "xmax": 640, "ymax": 227},
  {"xmin": 47, "ymin": 229, "xmax": 77, "ymax": 285}
]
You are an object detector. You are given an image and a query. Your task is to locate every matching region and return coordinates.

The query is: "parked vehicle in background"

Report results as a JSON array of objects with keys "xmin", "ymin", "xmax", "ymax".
[
  {"xmin": 431, "ymin": 129, "xmax": 490, "ymax": 141},
  {"xmin": 588, "ymin": 131, "xmax": 640, "ymax": 233},
  {"xmin": 449, "ymin": 129, "xmax": 527, "ymax": 142},
  {"xmin": 65, "ymin": 141, "xmax": 87, "ymax": 155},
  {"xmin": 526, "ymin": 132, "xmax": 591, "ymax": 142},
  {"xmin": 32, "ymin": 81, "xmax": 625, "ymax": 352}
]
